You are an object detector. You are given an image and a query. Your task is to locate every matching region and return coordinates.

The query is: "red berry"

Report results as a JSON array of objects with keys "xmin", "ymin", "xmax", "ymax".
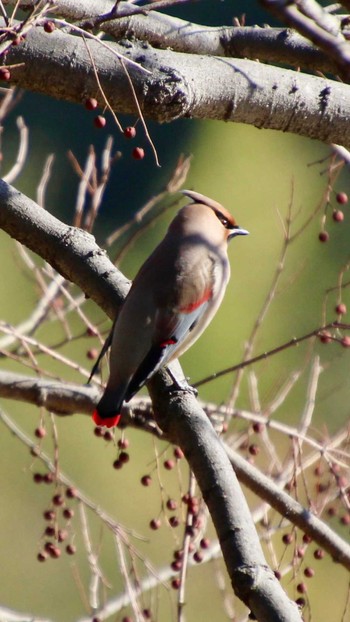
[
  {"xmin": 0, "ymin": 67, "xmax": 11, "ymax": 81},
  {"xmin": 282, "ymin": 533, "xmax": 293, "ymax": 545},
  {"xmin": 52, "ymin": 494, "xmax": 64, "ymax": 506},
  {"xmin": 103, "ymin": 430, "xmax": 114, "ymax": 441},
  {"xmin": 149, "ymin": 518, "xmax": 162, "ymax": 530},
  {"xmin": 35, "ymin": 426, "xmax": 46, "ymax": 439},
  {"xmin": 248, "ymin": 444, "xmax": 260, "ymax": 456},
  {"xmin": 304, "ymin": 566, "xmax": 315, "ymax": 578},
  {"xmin": 336, "ymin": 192, "xmax": 348, "ymax": 204},
  {"xmin": 12, "ymin": 36, "xmax": 24, "ymax": 46},
  {"xmin": 274, "ymin": 570, "xmax": 282, "ymax": 580},
  {"xmin": 149, "ymin": 518, "xmax": 161, "ymax": 530},
  {"xmin": 141, "ymin": 475, "xmax": 152, "ymax": 486},
  {"xmin": 295, "ymin": 597, "xmax": 306, "ymax": 608},
  {"xmin": 171, "ymin": 560, "xmax": 182, "ymax": 571},
  {"xmin": 319, "ymin": 331, "xmax": 332, "ymax": 344},
  {"xmin": 94, "ymin": 115, "xmax": 106, "ymax": 129},
  {"xmin": 45, "ymin": 526, "xmax": 56, "ymax": 537},
  {"xmin": 85, "ymin": 97, "xmax": 98, "ymax": 111},
  {"xmin": 302, "ymin": 534, "xmax": 312, "ymax": 544},
  {"xmin": 66, "ymin": 544, "xmax": 76, "ymax": 555},
  {"xmin": 340, "ymin": 513, "xmax": 350, "ymax": 525},
  {"xmin": 45, "ymin": 542, "xmax": 61, "ymax": 558},
  {"xmin": 174, "ymin": 446, "xmax": 184, "ymax": 459},
  {"xmin": 200, "ymin": 537, "xmax": 210, "ymax": 549},
  {"xmin": 44, "ymin": 21, "xmax": 56, "ymax": 34},
  {"xmin": 164, "ymin": 459, "xmax": 175, "ymax": 470},
  {"xmin": 169, "ymin": 516, "xmax": 179, "ymax": 528},
  {"xmin": 142, "ymin": 609, "xmax": 151, "ymax": 619},
  {"xmin": 333, "ymin": 209, "xmax": 344, "ymax": 222},
  {"xmin": 37, "ymin": 551, "xmax": 48, "ymax": 562},
  {"xmin": 336, "ymin": 303, "xmax": 347, "ymax": 315},
  {"xmin": 43, "ymin": 510, "xmax": 56, "ymax": 521},
  {"xmin": 313, "ymin": 548, "xmax": 324, "ymax": 560},
  {"xmin": 132, "ymin": 147, "xmax": 144, "ymax": 160},
  {"xmin": 341, "ymin": 336, "xmax": 350, "ymax": 347},
  {"xmin": 113, "ymin": 459, "xmax": 122, "ymax": 469},
  {"xmin": 119, "ymin": 451, "xmax": 129, "ymax": 463},
  {"xmin": 318, "ymin": 231, "xmax": 329, "ymax": 243},
  {"xmin": 174, "ymin": 549, "xmax": 184, "ymax": 561},
  {"xmin": 63, "ymin": 508, "xmax": 74, "ymax": 519},
  {"xmin": 296, "ymin": 582, "xmax": 307, "ymax": 594},
  {"xmin": 43, "ymin": 472, "xmax": 54, "ymax": 484},
  {"xmin": 252, "ymin": 422, "xmax": 264, "ymax": 433},
  {"xmin": 50, "ymin": 546, "xmax": 61, "ymax": 559},
  {"xmin": 124, "ymin": 126, "xmax": 136, "ymax": 139},
  {"xmin": 58, "ymin": 529, "xmax": 68, "ymax": 542},
  {"xmin": 117, "ymin": 438, "xmax": 129, "ymax": 449},
  {"xmin": 66, "ymin": 487, "xmax": 78, "ymax": 499},
  {"xmin": 33, "ymin": 473, "xmax": 43, "ymax": 484},
  {"xmin": 87, "ymin": 348, "xmax": 98, "ymax": 360},
  {"xmin": 166, "ymin": 499, "xmax": 177, "ymax": 511},
  {"xmin": 171, "ymin": 578, "xmax": 180, "ymax": 590},
  {"xmin": 86, "ymin": 326, "xmax": 98, "ymax": 336},
  {"xmin": 193, "ymin": 551, "xmax": 203, "ymax": 563},
  {"xmin": 94, "ymin": 426, "xmax": 104, "ymax": 437}
]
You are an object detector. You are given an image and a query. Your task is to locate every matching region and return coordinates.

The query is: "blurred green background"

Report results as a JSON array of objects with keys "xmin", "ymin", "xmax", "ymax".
[{"xmin": 0, "ymin": 2, "xmax": 350, "ymax": 621}]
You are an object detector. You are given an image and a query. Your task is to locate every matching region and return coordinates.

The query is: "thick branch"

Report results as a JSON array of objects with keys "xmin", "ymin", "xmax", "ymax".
[
  {"xmin": 149, "ymin": 371, "xmax": 301, "ymax": 621},
  {"xmin": 5, "ymin": 24, "xmax": 350, "ymax": 147}
]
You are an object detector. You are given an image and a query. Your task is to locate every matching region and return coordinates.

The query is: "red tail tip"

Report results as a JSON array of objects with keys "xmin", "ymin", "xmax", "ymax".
[{"xmin": 92, "ymin": 409, "xmax": 121, "ymax": 428}]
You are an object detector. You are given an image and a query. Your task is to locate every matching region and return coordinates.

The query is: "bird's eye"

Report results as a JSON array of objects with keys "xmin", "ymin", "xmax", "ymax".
[{"xmin": 215, "ymin": 211, "xmax": 231, "ymax": 228}]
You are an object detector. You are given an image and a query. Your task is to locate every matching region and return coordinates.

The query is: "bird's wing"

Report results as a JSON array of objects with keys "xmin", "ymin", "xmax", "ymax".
[
  {"xmin": 124, "ymin": 293, "xmax": 212, "ymax": 402},
  {"xmin": 87, "ymin": 322, "xmax": 115, "ymax": 384}
]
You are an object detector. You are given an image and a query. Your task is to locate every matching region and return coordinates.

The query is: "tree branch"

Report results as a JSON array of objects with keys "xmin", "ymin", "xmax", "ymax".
[
  {"xmin": 4, "ymin": 22, "xmax": 350, "ymax": 147},
  {"xmin": 38, "ymin": 0, "xmax": 349, "ymax": 75}
]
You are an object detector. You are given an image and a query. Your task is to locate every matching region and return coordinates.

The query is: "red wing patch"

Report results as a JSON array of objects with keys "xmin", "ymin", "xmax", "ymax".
[
  {"xmin": 159, "ymin": 338, "xmax": 177, "ymax": 347},
  {"xmin": 179, "ymin": 289, "xmax": 212, "ymax": 314}
]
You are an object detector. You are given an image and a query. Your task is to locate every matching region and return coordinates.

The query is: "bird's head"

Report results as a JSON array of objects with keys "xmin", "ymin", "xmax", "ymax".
[{"xmin": 177, "ymin": 190, "xmax": 249, "ymax": 243}]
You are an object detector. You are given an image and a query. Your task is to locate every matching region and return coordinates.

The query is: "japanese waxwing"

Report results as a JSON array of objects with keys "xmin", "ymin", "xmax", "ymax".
[{"xmin": 92, "ymin": 190, "xmax": 248, "ymax": 427}]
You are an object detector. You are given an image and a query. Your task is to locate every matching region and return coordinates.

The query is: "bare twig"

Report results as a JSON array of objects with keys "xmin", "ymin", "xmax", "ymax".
[{"xmin": 2, "ymin": 115, "xmax": 28, "ymax": 183}]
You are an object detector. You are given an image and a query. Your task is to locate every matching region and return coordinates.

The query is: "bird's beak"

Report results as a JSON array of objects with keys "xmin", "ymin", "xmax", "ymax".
[{"xmin": 229, "ymin": 227, "xmax": 249, "ymax": 239}]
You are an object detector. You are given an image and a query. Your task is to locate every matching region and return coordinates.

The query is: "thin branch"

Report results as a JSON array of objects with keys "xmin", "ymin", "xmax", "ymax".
[
  {"xmin": 2, "ymin": 115, "xmax": 28, "ymax": 183},
  {"xmin": 194, "ymin": 321, "xmax": 350, "ymax": 389}
]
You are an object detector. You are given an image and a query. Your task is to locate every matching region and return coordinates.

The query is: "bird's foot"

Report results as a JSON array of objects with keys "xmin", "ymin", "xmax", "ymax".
[{"xmin": 167, "ymin": 368, "xmax": 198, "ymax": 397}]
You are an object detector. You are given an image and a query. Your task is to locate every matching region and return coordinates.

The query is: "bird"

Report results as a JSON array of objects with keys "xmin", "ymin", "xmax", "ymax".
[{"xmin": 91, "ymin": 190, "xmax": 248, "ymax": 427}]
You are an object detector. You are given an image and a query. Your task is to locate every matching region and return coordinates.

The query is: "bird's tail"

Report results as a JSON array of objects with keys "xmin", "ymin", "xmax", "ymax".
[{"xmin": 92, "ymin": 384, "xmax": 128, "ymax": 428}]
